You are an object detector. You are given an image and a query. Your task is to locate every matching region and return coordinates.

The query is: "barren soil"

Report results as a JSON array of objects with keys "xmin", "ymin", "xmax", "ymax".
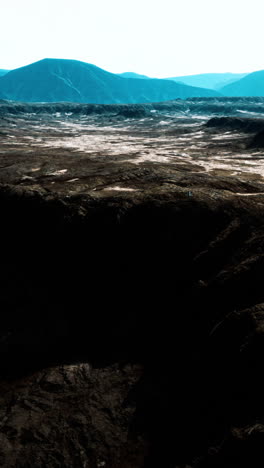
[{"xmin": 1, "ymin": 99, "xmax": 264, "ymax": 467}]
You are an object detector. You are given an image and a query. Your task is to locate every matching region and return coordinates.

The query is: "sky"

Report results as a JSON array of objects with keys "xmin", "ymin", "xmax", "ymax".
[{"xmin": 1, "ymin": 0, "xmax": 264, "ymax": 77}]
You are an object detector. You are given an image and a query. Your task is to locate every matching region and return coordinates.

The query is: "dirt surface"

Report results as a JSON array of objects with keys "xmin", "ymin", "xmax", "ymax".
[
  {"xmin": 1, "ymin": 103, "xmax": 264, "ymax": 192},
  {"xmin": 1, "ymin": 99, "xmax": 264, "ymax": 467}
]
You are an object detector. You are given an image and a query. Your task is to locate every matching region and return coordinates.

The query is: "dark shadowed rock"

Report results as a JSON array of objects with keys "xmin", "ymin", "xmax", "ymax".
[
  {"xmin": 249, "ymin": 129, "xmax": 264, "ymax": 148},
  {"xmin": 1, "ymin": 104, "xmax": 264, "ymax": 467},
  {"xmin": 117, "ymin": 106, "xmax": 148, "ymax": 118},
  {"xmin": 0, "ymin": 363, "xmax": 146, "ymax": 468},
  {"xmin": 205, "ymin": 116, "xmax": 264, "ymax": 132}
]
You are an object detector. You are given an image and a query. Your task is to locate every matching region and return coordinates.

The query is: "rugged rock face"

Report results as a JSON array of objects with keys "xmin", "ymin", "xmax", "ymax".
[
  {"xmin": 1, "ymin": 103, "xmax": 264, "ymax": 467},
  {"xmin": 205, "ymin": 302, "xmax": 264, "ymax": 468},
  {"xmin": 205, "ymin": 116, "xmax": 264, "ymax": 148},
  {"xmin": 205, "ymin": 116, "xmax": 264, "ymax": 133},
  {"xmin": 0, "ymin": 183, "xmax": 264, "ymax": 467},
  {"xmin": 2, "ymin": 97, "xmax": 264, "ymax": 118},
  {"xmin": 0, "ymin": 363, "xmax": 146, "ymax": 468}
]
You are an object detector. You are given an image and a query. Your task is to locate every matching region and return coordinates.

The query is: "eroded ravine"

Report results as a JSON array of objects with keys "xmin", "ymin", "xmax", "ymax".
[
  {"xmin": 1, "ymin": 101, "xmax": 264, "ymax": 467},
  {"xmin": 0, "ymin": 182, "xmax": 264, "ymax": 467}
]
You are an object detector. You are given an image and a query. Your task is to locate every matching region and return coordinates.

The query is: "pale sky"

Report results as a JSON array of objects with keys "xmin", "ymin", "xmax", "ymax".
[{"xmin": 1, "ymin": 0, "xmax": 264, "ymax": 77}]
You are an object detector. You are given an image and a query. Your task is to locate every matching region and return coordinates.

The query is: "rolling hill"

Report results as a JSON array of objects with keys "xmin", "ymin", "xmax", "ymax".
[
  {"xmin": 0, "ymin": 58, "xmax": 220, "ymax": 104},
  {"xmin": 118, "ymin": 71, "xmax": 248, "ymax": 90},
  {"xmin": 165, "ymin": 72, "xmax": 248, "ymax": 90},
  {"xmin": 220, "ymin": 70, "xmax": 264, "ymax": 96}
]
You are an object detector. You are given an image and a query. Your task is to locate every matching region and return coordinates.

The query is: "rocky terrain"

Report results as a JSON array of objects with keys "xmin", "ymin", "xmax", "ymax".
[{"xmin": 1, "ymin": 97, "xmax": 264, "ymax": 467}]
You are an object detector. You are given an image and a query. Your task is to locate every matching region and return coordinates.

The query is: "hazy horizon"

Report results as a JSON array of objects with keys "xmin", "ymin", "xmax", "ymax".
[
  {"xmin": 0, "ymin": 58, "xmax": 250, "ymax": 78},
  {"xmin": 0, "ymin": 60, "xmax": 250, "ymax": 81},
  {"xmin": 1, "ymin": 0, "xmax": 264, "ymax": 77}
]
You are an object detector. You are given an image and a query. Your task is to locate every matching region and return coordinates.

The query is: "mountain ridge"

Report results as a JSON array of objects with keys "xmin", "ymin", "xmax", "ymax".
[
  {"xmin": 118, "ymin": 72, "xmax": 150, "ymax": 80},
  {"xmin": 220, "ymin": 70, "xmax": 264, "ymax": 96},
  {"xmin": 117, "ymin": 71, "xmax": 249, "ymax": 90},
  {"xmin": 165, "ymin": 72, "xmax": 248, "ymax": 90},
  {"xmin": 0, "ymin": 58, "xmax": 220, "ymax": 104}
]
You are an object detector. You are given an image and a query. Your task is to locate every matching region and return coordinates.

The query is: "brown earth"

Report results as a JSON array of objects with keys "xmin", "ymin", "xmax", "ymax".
[{"xmin": 1, "ymin": 101, "xmax": 264, "ymax": 467}]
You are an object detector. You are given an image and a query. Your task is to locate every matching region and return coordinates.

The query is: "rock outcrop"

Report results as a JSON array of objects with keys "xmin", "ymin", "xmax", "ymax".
[
  {"xmin": 249, "ymin": 129, "xmax": 264, "ymax": 148},
  {"xmin": 0, "ymin": 363, "xmax": 146, "ymax": 468},
  {"xmin": 0, "ymin": 182, "xmax": 264, "ymax": 467},
  {"xmin": 205, "ymin": 116, "xmax": 264, "ymax": 133}
]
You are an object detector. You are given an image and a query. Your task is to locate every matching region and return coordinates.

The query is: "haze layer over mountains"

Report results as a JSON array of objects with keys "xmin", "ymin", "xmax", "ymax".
[
  {"xmin": 0, "ymin": 58, "xmax": 264, "ymax": 104},
  {"xmin": 119, "ymin": 72, "xmax": 248, "ymax": 90}
]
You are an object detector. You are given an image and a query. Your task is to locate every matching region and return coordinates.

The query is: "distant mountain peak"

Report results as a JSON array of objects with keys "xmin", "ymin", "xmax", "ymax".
[
  {"xmin": 0, "ymin": 59, "xmax": 220, "ymax": 104},
  {"xmin": 164, "ymin": 72, "xmax": 249, "ymax": 90}
]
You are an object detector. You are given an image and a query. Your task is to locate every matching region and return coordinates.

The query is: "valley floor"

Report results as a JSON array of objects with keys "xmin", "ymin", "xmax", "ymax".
[{"xmin": 1, "ymin": 107, "xmax": 264, "ymax": 195}]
